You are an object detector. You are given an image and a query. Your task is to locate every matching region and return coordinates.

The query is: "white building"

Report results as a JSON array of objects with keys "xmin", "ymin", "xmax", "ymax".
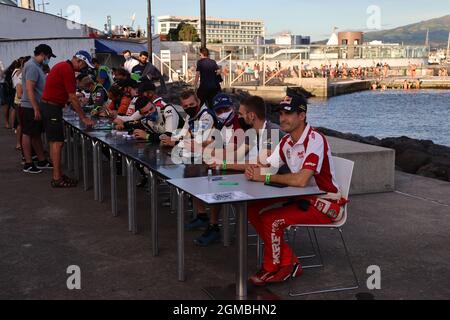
[{"xmin": 157, "ymin": 15, "xmax": 264, "ymax": 45}]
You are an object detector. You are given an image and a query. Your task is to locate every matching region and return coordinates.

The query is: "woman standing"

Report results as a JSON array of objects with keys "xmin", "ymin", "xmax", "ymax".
[{"xmin": 12, "ymin": 56, "xmax": 31, "ymax": 151}]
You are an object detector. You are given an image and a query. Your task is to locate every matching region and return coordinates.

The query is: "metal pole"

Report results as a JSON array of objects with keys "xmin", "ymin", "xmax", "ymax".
[
  {"xmin": 81, "ymin": 136, "xmax": 89, "ymax": 191},
  {"xmin": 147, "ymin": 0, "xmax": 153, "ymax": 56},
  {"xmin": 110, "ymin": 149, "xmax": 118, "ymax": 217},
  {"xmin": 177, "ymin": 189, "xmax": 185, "ymax": 282},
  {"xmin": 200, "ymin": 0, "xmax": 206, "ymax": 48},
  {"xmin": 236, "ymin": 202, "xmax": 248, "ymax": 299},
  {"xmin": 126, "ymin": 158, "xmax": 137, "ymax": 234},
  {"xmin": 149, "ymin": 171, "xmax": 158, "ymax": 256},
  {"xmin": 92, "ymin": 141, "xmax": 99, "ymax": 201},
  {"xmin": 73, "ymin": 132, "xmax": 79, "ymax": 180},
  {"xmin": 222, "ymin": 205, "xmax": 230, "ymax": 247}
]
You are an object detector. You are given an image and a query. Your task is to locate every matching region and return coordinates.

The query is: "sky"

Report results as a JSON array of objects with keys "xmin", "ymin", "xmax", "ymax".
[{"xmin": 42, "ymin": 0, "xmax": 450, "ymax": 41}]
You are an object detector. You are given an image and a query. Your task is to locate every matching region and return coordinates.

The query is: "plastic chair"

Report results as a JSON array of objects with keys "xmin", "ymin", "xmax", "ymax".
[{"xmin": 288, "ymin": 156, "xmax": 359, "ymax": 297}]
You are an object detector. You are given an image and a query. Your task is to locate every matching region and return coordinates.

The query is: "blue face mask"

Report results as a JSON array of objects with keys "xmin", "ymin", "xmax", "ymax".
[
  {"xmin": 43, "ymin": 58, "xmax": 50, "ymax": 66},
  {"xmin": 145, "ymin": 110, "xmax": 158, "ymax": 122}
]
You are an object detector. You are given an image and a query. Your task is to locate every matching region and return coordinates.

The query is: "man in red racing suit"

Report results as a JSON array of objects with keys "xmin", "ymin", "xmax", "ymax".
[{"xmin": 245, "ymin": 94, "xmax": 347, "ymax": 286}]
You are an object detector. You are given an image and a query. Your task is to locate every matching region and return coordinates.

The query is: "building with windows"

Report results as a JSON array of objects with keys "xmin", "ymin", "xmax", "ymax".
[{"xmin": 157, "ymin": 15, "xmax": 265, "ymax": 45}]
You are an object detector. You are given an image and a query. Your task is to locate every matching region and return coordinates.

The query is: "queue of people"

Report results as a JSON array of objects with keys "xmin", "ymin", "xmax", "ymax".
[{"xmin": 1, "ymin": 45, "xmax": 347, "ymax": 288}]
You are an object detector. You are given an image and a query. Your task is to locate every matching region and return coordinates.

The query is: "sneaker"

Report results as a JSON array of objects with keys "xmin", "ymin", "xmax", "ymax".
[
  {"xmin": 36, "ymin": 160, "xmax": 53, "ymax": 170},
  {"xmin": 23, "ymin": 163, "xmax": 42, "ymax": 174},
  {"xmin": 249, "ymin": 269, "xmax": 278, "ymax": 287},
  {"xmin": 265, "ymin": 264, "xmax": 303, "ymax": 284},
  {"xmin": 32, "ymin": 155, "xmax": 38, "ymax": 161},
  {"xmin": 250, "ymin": 264, "xmax": 303, "ymax": 286},
  {"xmin": 186, "ymin": 215, "xmax": 209, "ymax": 231},
  {"xmin": 194, "ymin": 225, "xmax": 221, "ymax": 247}
]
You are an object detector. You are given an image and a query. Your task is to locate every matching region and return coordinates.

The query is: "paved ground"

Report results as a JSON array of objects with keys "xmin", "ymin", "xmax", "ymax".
[{"xmin": 0, "ymin": 127, "xmax": 449, "ymax": 300}]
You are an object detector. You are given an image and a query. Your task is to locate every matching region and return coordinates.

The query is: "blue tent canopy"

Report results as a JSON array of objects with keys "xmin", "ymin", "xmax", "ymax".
[{"xmin": 95, "ymin": 39, "xmax": 148, "ymax": 55}]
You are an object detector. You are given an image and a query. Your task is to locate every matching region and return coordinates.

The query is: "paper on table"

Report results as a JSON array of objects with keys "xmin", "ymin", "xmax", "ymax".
[{"xmin": 196, "ymin": 191, "xmax": 254, "ymax": 203}]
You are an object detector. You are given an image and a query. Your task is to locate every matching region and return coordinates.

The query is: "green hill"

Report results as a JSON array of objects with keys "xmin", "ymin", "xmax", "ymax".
[{"xmin": 364, "ymin": 15, "xmax": 450, "ymax": 47}]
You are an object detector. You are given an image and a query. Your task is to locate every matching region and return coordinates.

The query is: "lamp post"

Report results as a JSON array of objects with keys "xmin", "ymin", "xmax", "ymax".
[
  {"xmin": 200, "ymin": 0, "xmax": 206, "ymax": 48},
  {"xmin": 147, "ymin": 0, "xmax": 153, "ymax": 57},
  {"xmin": 37, "ymin": 1, "xmax": 50, "ymax": 13}
]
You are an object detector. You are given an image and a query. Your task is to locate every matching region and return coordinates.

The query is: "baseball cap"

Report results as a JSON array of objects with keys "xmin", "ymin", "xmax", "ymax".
[
  {"xmin": 75, "ymin": 50, "xmax": 94, "ymax": 68},
  {"xmin": 135, "ymin": 96, "xmax": 151, "ymax": 111},
  {"xmin": 212, "ymin": 93, "xmax": 233, "ymax": 111},
  {"xmin": 138, "ymin": 81, "xmax": 156, "ymax": 94},
  {"xmin": 35, "ymin": 44, "xmax": 56, "ymax": 58},
  {"xmin": 274, "ymin": 94, "xmax": 308, "ymax": 113},
  {"xmin": 117, "ymin": 78, "xmax": 139, "ymax": 89}
]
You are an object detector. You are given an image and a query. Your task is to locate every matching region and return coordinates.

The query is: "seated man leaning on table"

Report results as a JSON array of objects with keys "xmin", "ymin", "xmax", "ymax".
[
  {"xmin": 77, "ymin": 75, "xmax": 108, "ymax": 112},
  {"xmin": 114, "ymin": 81, "xmax": 185, "ymax": 138},
  {"xmin": 189, "ymin": 94, "xmax": 286, "ymax": 246},
  {"xmin": 160, "ymin": 89, "xmax": 217, "ymax": 156},
  {"xmin": 245, "ymin": 94, "xmax": 348, "ymax": 286}
]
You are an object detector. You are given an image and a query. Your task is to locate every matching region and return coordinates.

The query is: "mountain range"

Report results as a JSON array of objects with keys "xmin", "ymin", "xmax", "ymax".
[{"xmin": 315, "ymin": 15, "xmax": 450, "ymax": 47}]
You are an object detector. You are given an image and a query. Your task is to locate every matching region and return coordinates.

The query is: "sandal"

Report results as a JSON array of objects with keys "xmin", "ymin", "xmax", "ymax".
[{"xmin": 51, "ymin": 178, "xmax": 78, "ymax": 188}]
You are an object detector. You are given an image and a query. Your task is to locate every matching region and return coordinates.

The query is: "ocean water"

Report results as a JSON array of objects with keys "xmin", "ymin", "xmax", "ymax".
[{"xmin": 307, "ymin": 90, "xmax": 450, "ymax": 147}]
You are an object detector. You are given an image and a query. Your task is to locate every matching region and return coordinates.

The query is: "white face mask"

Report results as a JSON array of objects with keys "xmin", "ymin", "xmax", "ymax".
[{"xmin": 217, "ymin": 111, "xmax": 233, "ymax": 122}]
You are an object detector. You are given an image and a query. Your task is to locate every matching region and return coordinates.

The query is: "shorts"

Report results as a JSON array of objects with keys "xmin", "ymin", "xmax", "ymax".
[
  {"xmin": 41, "ymin": 101, "xmax": 65, "ymax": 142},
  {"xmin": 18, "ymin": 107, "xmax": 44, "ymax": 136}
]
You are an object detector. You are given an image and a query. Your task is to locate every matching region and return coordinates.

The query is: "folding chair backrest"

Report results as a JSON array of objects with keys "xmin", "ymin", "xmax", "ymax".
[{"xmin": 332, "ymin": 156, "xmax": 354, "ymax": 200}]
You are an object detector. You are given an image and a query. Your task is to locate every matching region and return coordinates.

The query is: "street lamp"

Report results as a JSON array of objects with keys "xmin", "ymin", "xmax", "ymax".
[
  {"xmin": 147, "ymin": 0, "xmax": 153, "ymax": 57},
  {"xmin": 37, "ymin": 1, "xmax": 50, "ymax": 13},
  {"xmin": 200, "ymin": 0, "xmax": 206, "ymax": 48}
]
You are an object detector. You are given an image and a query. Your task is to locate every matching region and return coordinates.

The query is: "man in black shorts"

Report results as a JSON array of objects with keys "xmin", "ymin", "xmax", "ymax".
[
  {"xmin": 20, "ymin": 44, "xmax": 55, "ymax": 174},
  {"xmin": 41, "ymin": 51, "xmax": 94, "ymax": 188}
]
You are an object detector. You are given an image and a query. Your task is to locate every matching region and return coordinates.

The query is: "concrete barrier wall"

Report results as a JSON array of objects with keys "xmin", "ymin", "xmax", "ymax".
[
  {"xmin": 0, "ymin": 38, "xmax": 95, "ymax": 68},
  {"xmin": 328, "ymin": 137, "xmax": 396, "ymax": 195},
  {"xmin": 0, "ymin": 4, "xmax": 91, "ymax": 40}
]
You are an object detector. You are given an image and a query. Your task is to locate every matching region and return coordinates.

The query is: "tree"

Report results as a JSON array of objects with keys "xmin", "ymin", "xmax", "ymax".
[
  {"xmin": 178, "ymin": 23, "xmax": 200, "ymax": 42},
  {"xmin": 167, "ymin": 28, "xmax": 179, "ymax": 41}
]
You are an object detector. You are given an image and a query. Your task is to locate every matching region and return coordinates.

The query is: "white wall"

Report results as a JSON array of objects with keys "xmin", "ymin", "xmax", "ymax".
[
  {"xmin": 0, "ymin": 4, "xmax": 90, "ymax": 40},
  {"xmin": 0, "ymin": 38, "xmax": 95, "ymax": 68}
]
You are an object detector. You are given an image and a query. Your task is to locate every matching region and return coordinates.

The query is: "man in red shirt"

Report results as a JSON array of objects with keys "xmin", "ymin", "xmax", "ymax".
[
  {"xmin": 245, "ymin": 94, "xmax": 346, "ymax": 286},
  {"xmin": 41, "ymin": 51, "xmax": 95, "ymax": 188}
]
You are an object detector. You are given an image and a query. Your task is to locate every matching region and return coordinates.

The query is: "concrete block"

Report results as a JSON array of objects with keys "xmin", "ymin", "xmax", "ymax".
[{"xmin": 327, "ymin": 137, "xmax": 395, "ymax": 195}]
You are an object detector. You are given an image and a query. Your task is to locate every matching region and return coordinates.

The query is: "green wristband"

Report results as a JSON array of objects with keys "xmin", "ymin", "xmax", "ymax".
[
  {"xmin": 222, "ymin": 160, "xmax": 227, "ymax": 171},
  {"xmin": 265, "ymin": 174, "xmax": 271, "ymax": 184},
  {"xmin": 146, "ymin": 134, "xmax": 150, "ymax": 141}
]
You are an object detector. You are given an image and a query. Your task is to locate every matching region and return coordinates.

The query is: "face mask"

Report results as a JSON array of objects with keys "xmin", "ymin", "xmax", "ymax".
[
  {"xmin": 217, "ymin": 111, "xmax": 234, "ymax": 126},
  {"xmin": 145, "ymin": 110, "xmax": 158, "ymax": 122},
  {"xmin": 43, "ymin": 58, "xmax": 50, "ymax": 66},
  {"xmin": 239, "ymin": 117, "xmax": 252, "ymax": 131},
  {"xmin": 125, "ymin": 55, "xmax": 131, "ymax": 61},
  {"xmin": 185, "ymin": 106, "xmax": 198, "ymax": 118}
]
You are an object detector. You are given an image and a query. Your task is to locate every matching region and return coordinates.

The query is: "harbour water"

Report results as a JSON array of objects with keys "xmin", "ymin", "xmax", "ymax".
[{"xmin": 308, "ymin": 90, "xmax": 450, "ymax": 147}]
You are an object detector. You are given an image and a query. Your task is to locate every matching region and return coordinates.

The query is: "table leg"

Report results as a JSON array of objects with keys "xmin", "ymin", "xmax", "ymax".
[
  {"xmin": 66, "ymin": 126, "xmax": 73, "ymax": 172},
  {"xmin": 177, "ymin": 189, "xmax": 185, "ymax": 282},
  {"xmin": 126, "ymin": 158, "xmax": 137, "ymax": 234},
  {"xmin": 92, "ymin": 141, "xmax": 99, "ymax": 201},
  {"xmin": 170, "ymin": 186, "xmax": 176, "ymax": 214},
  {"xmin": 73, "ymin": 132, "xmax": 80, "ymax": 180},
  {"xmin": 257, "ymin": 236, "xmax": 263, "ymax": 269},
  {"xmin": 149, "ymin": 171, "xmax": 158, "ymax": 256},
  {"xmin": 236, "ymin": 202, "xmax": 248, "ymax": 299},
  {"xmin": 110, "ymin": 149, "xmax": 118, "ymax": 217},
  {"xmin": 222, "ymin": 204, "xmax": 231, "ymax": 247},
  {"xmin": 81, "ymin": 136, "xmax": 89, "ymax": 192},
  {"xmin": 97, "ymin": 143, "xmax": 104, "ymax": 203}
]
